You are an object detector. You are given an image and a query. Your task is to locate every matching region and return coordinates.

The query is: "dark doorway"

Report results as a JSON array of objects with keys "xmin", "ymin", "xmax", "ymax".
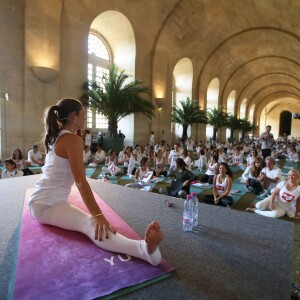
[{"xmin": 279, "ymin": 111, "xmax": 292, "ymax": 136}]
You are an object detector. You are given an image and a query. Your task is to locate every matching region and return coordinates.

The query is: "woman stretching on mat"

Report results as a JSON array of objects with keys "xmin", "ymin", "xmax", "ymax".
[
  {"xmin": 28, "ymin": 98, "xmax": 163, "ymax": 266},
  {"xmin": 245, "ymin": 169, "xmax": 300, "ymax": 219}
]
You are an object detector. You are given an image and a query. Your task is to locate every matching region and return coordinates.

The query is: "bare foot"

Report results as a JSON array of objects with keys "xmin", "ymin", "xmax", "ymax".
[
  {"xmin": 144, "ymin": 221, "xmax": 164, "ymax": 254},
  {"xmin": 245, "ymin": 207, "xmax": 256, "ymax": 213}
]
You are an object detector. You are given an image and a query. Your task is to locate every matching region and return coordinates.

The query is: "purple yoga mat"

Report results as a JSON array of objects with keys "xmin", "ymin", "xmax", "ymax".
[{"xmin": 13, "ymin": 188, "xmax": 173, "ymax": 300}]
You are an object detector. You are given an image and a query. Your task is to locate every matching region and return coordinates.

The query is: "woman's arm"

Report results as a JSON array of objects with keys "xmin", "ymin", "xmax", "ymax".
[
  {"xmin": 134, "ymin": 168, "xmax": 141, "ymax": 181},
  {"xmin": 62, "ymin": 134, "xmax": 115, "ymax": 240},
  {"xmin": 268, "ymin": 188, "xmax": 280, "ymax": 210},
  {"xmin": 242, "ymin": 167, "xmax": 250, "ymax": 182},
  {"xmin": 296, "ymin": 197, "xmax": 300, "ymax": 220},
  {"xmin": 212, "ymin": 175, "xmax": 218, "ymax": 201}
]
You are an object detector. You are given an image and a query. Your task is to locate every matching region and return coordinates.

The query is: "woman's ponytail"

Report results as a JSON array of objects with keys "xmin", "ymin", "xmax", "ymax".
[{"xmin": 43, "ymin": 105, "xmax": 61, "ymax": 152}]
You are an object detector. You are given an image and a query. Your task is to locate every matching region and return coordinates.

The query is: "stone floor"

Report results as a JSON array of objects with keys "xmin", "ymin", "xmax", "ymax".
[{"xmin": 93, "ymin": 166, "xmax": 300, "ymax": 294}]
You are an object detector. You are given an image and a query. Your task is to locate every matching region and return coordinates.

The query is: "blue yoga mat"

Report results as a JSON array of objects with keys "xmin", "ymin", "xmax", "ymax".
[
  {"xmin": 120, "ymin": 175, "xmax": 134, "ymax": 180},
  {"xmin": 85, "ymin": 168, "xmax": 96, "ymax": 178}
]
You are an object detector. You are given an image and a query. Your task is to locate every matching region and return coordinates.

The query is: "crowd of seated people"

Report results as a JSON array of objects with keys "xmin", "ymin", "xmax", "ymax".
[
  {"xmin": 1, "ymin": 131, "xmax": 300, "ymax": 221},
  {"xmin": 0, "ymin": 144, "xmax": 44, "ymax": 179}
]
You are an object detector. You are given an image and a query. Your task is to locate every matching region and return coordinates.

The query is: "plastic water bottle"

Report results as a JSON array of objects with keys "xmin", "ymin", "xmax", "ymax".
[
  {"xmin": 191, "ymin": 192, "xmax": 199, "ymax": 227},
  {"xmin": 182, "ymin": 195, "xmax": 194, "ymax": 232}
]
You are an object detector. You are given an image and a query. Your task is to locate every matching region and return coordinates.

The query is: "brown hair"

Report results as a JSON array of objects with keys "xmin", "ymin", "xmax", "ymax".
[{"xmin": 43, "ymin": 98, "xmax": 83, "ymax": 152}]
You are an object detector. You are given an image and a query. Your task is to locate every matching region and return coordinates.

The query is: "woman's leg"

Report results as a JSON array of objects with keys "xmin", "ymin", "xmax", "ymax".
[
  {"xmin": 30, "ymin": 202, "xmax": 162, "ymax": 266},
  {"xmin": 207, "ymin": 175, "xmax": 214, "ymax": 184},
  {"xmin": 202, "ymin": 194, "xmax": 215, "ymax": 205},
  {"xmin": 255, "ymin": 196, "xmax": 271, "ymax": 210},
  {"xmin": 254, "ymin": 203, "xmax": 286, "ymax": 218},
  {"xmin": 200, "ymin": 174, "xmax": 209, "ymax": 183},
  {"xmin": 220, "ymin": 196, "xmax": 233, "ymax": 207}
]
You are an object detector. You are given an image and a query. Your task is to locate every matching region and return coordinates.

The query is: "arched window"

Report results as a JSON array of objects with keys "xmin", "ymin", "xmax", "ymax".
[
  {"xmin": 240, "ymin": 98, "xmax": 247, "ymax": 119},
  {"xmin": 87, "ymin": 32, "xmax": 111, "ymax": 130}
]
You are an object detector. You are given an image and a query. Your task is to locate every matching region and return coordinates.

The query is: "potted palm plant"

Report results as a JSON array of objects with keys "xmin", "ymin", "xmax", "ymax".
[
  {"xmin": 171, "ymin": 97, "xmax": 206, "ymax": 143},
  {"xmin": 82, "ymin": 64, "xmax": 154, "ymax": 136},
  {"xmin": 226, "ymin": 113, "xmax": 242, "ymax": 142},
  {"xmin": 240, "ymin": 119, "xmax": 256, "ymax": 141},
  {"xmin": 206, "ymin": 106, "xmax": 227, "ymax": 141},
  {"xmin": 81, "ymin": 64, "xmax": 155, "ymax": 151}
]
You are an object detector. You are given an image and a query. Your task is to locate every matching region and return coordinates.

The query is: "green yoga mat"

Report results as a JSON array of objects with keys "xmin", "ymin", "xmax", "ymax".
[{"xmin": 190, "ymin": 186, "xmax": 207, "ymax": 195}]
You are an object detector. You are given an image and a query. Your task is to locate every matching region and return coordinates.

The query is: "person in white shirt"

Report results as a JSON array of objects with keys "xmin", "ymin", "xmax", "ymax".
[
  {"xmin": 246, "ymin": 148, "xmax": 258, "ymax": 167},
  {"xmin": 185, "ymin": 137, "xmax": 195, "ymax": 152},
  {"xmin": 228, "ymin": 147, "xmax": 245, "ymax": 169},
  {"xmin": 259, "ymin": 125, "xmax": 274, "ymax": 160},
  {"xmin": 149, "ymin": 131, "xmax": 155, "ymax": 147},
  {"xmin": 200, "ymin": 155, "xmax": 219, "ymax": 184},
  {"xmin": 1, "ymin": 159, "xmax": 23, "ymax": 179},
  {"xmin": 125, "ymin": 157, "xmax": 153, "ymax": 191},
  {"xmin": 287, "ymin": 147, "xmax": 300, "ymax": 163},
  {"xmin": 246, "ymin": 169, "xmax": 300, "ymax": 219},
  {"xmin": 84, "ymin": 129, "xmax": 92, "ymax": 148},
  {"xmin": 94, "ymin": 145, "xmax": 106, "ymax": 165},
  {"xmin": 256, "ymin": 156, "xmax": 282, "ymax": 196},
  {"xmin": 195, "ymin": 149, "xmax": 207, "ymax": 172},
  {"xmin": 218, "ymin": 147, "xmax": 227, "ymax": 163},
  {"xmin": 168, "ymin": 143, "xmax": 181, "ymax": 175},
  {"xmin": 27, "ymin": 145, "xmax": 44, "ymax": 166},
  {"xmin": 83, "ymin": 145, "xmax": 91, "ymax": 165},
  {"xmin": 180, "ymin": 148, "xmax": 193, "ymax": 171},
  {"xmin": 242, "ymin": 157, "xmax": 263, "ymax": 194}
]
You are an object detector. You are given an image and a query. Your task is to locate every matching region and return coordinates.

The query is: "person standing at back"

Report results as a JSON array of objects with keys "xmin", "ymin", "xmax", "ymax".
[
  {"xmin": 149, "ymin": 131, "xmax": 155, "ymax": 147},
  {"xmin": 260, "ymin": 125, "xmax": 274, "ymax": 160}
]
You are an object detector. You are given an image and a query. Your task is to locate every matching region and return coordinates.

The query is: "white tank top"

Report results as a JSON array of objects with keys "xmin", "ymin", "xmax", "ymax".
[
  {"xmin": 28, "ymin": 130, "xmax": 74, "ymax": 206},
  {"xmin": 215, "ymin": 174, "xmax": 228, "ymax": 195},
  {"xmin": 206, "ymin": 162, "xmax": 218, "ymax": 176},
  {"xmin": 155, "ymin": 157, "xmax": 164, "ymax": 172},
  {"xmin": 136, "ymin": 167, "xmax": 150, "ymax": 181}
]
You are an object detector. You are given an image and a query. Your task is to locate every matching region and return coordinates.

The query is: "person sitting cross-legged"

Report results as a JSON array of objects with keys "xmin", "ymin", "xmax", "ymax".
[
  {"xmin": 159, "ymin": 158, "xmax": 196, "ymax": 199},
  {"xmin": 246, "ymin": 169, "xmax": 300, "ymax": 219},
  {"xmin": 1, "ymin": 159, "xmax": 24, "ymax": 179},
  {"xmin": 125, "ymin": 157, "xmax": 153, "ymax": 191},
  {"xmin": 256, "ymin": 156, "xmax": 282, "ymax": 197},
  {"xmin": 242, "ymin": 157, "xmax": 263, "ymax": 195},
  {"xmin": 203, "ymin": 162, "xmax": 234, "ymax": 208}
]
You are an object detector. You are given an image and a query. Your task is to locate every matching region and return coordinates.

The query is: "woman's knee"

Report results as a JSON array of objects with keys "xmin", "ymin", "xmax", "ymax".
[{"xmin": 178, "ymin": 190, "xmax": 186, "ymax": 199}]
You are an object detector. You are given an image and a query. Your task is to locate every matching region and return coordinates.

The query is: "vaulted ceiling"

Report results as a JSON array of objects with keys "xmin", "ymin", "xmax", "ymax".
[{"xmin": 153, "ymin": 0, "xmax": 300, "ymax": 116}]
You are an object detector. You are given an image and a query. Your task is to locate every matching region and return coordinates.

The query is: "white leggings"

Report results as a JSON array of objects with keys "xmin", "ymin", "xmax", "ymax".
[
  {"xmin": 254, "ymin": 196, "xmax": 295, "ymax": 218},
  {"xmin": 28, "ymin": 201, "xmax": 161, "ymax": 266}
]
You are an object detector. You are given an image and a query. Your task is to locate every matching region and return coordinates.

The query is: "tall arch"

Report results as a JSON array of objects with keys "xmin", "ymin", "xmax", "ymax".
[
  {"xmin": 172, "ymin": 58, "xmax": 193, "ymax": 139},
  {"xmin": 240, "ymin": 98, "xmax": 247, "ymax": 119},
  {"xmin": 89, "ymin": 11, "xmax": 136, "ymax": 144},
  {"xmin": 226, "ymin": 90, "xmax": 236, "ymax": 139},
  {"xmin": 249, "ymin": 104, "xmax": 255, "ymax": 124},
  {"xmin": 206, "ymin": 78, "xmax": 220, "ymax": 140}
]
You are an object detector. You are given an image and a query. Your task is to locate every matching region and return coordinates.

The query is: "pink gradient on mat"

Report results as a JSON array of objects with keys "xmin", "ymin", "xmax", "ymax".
[{"xmin": 13, "ymin": 187, "xmax": 173, "ymax": 300}]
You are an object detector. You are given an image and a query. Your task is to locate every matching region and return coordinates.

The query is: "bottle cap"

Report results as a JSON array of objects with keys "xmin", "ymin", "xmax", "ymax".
[
  {"xmin": 186, "ymin": 195, "xmax": 192, "ymax": 200},
  {"xmin": 191, "ymin": 192, "xmax": 197, "ymax": 196}
]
